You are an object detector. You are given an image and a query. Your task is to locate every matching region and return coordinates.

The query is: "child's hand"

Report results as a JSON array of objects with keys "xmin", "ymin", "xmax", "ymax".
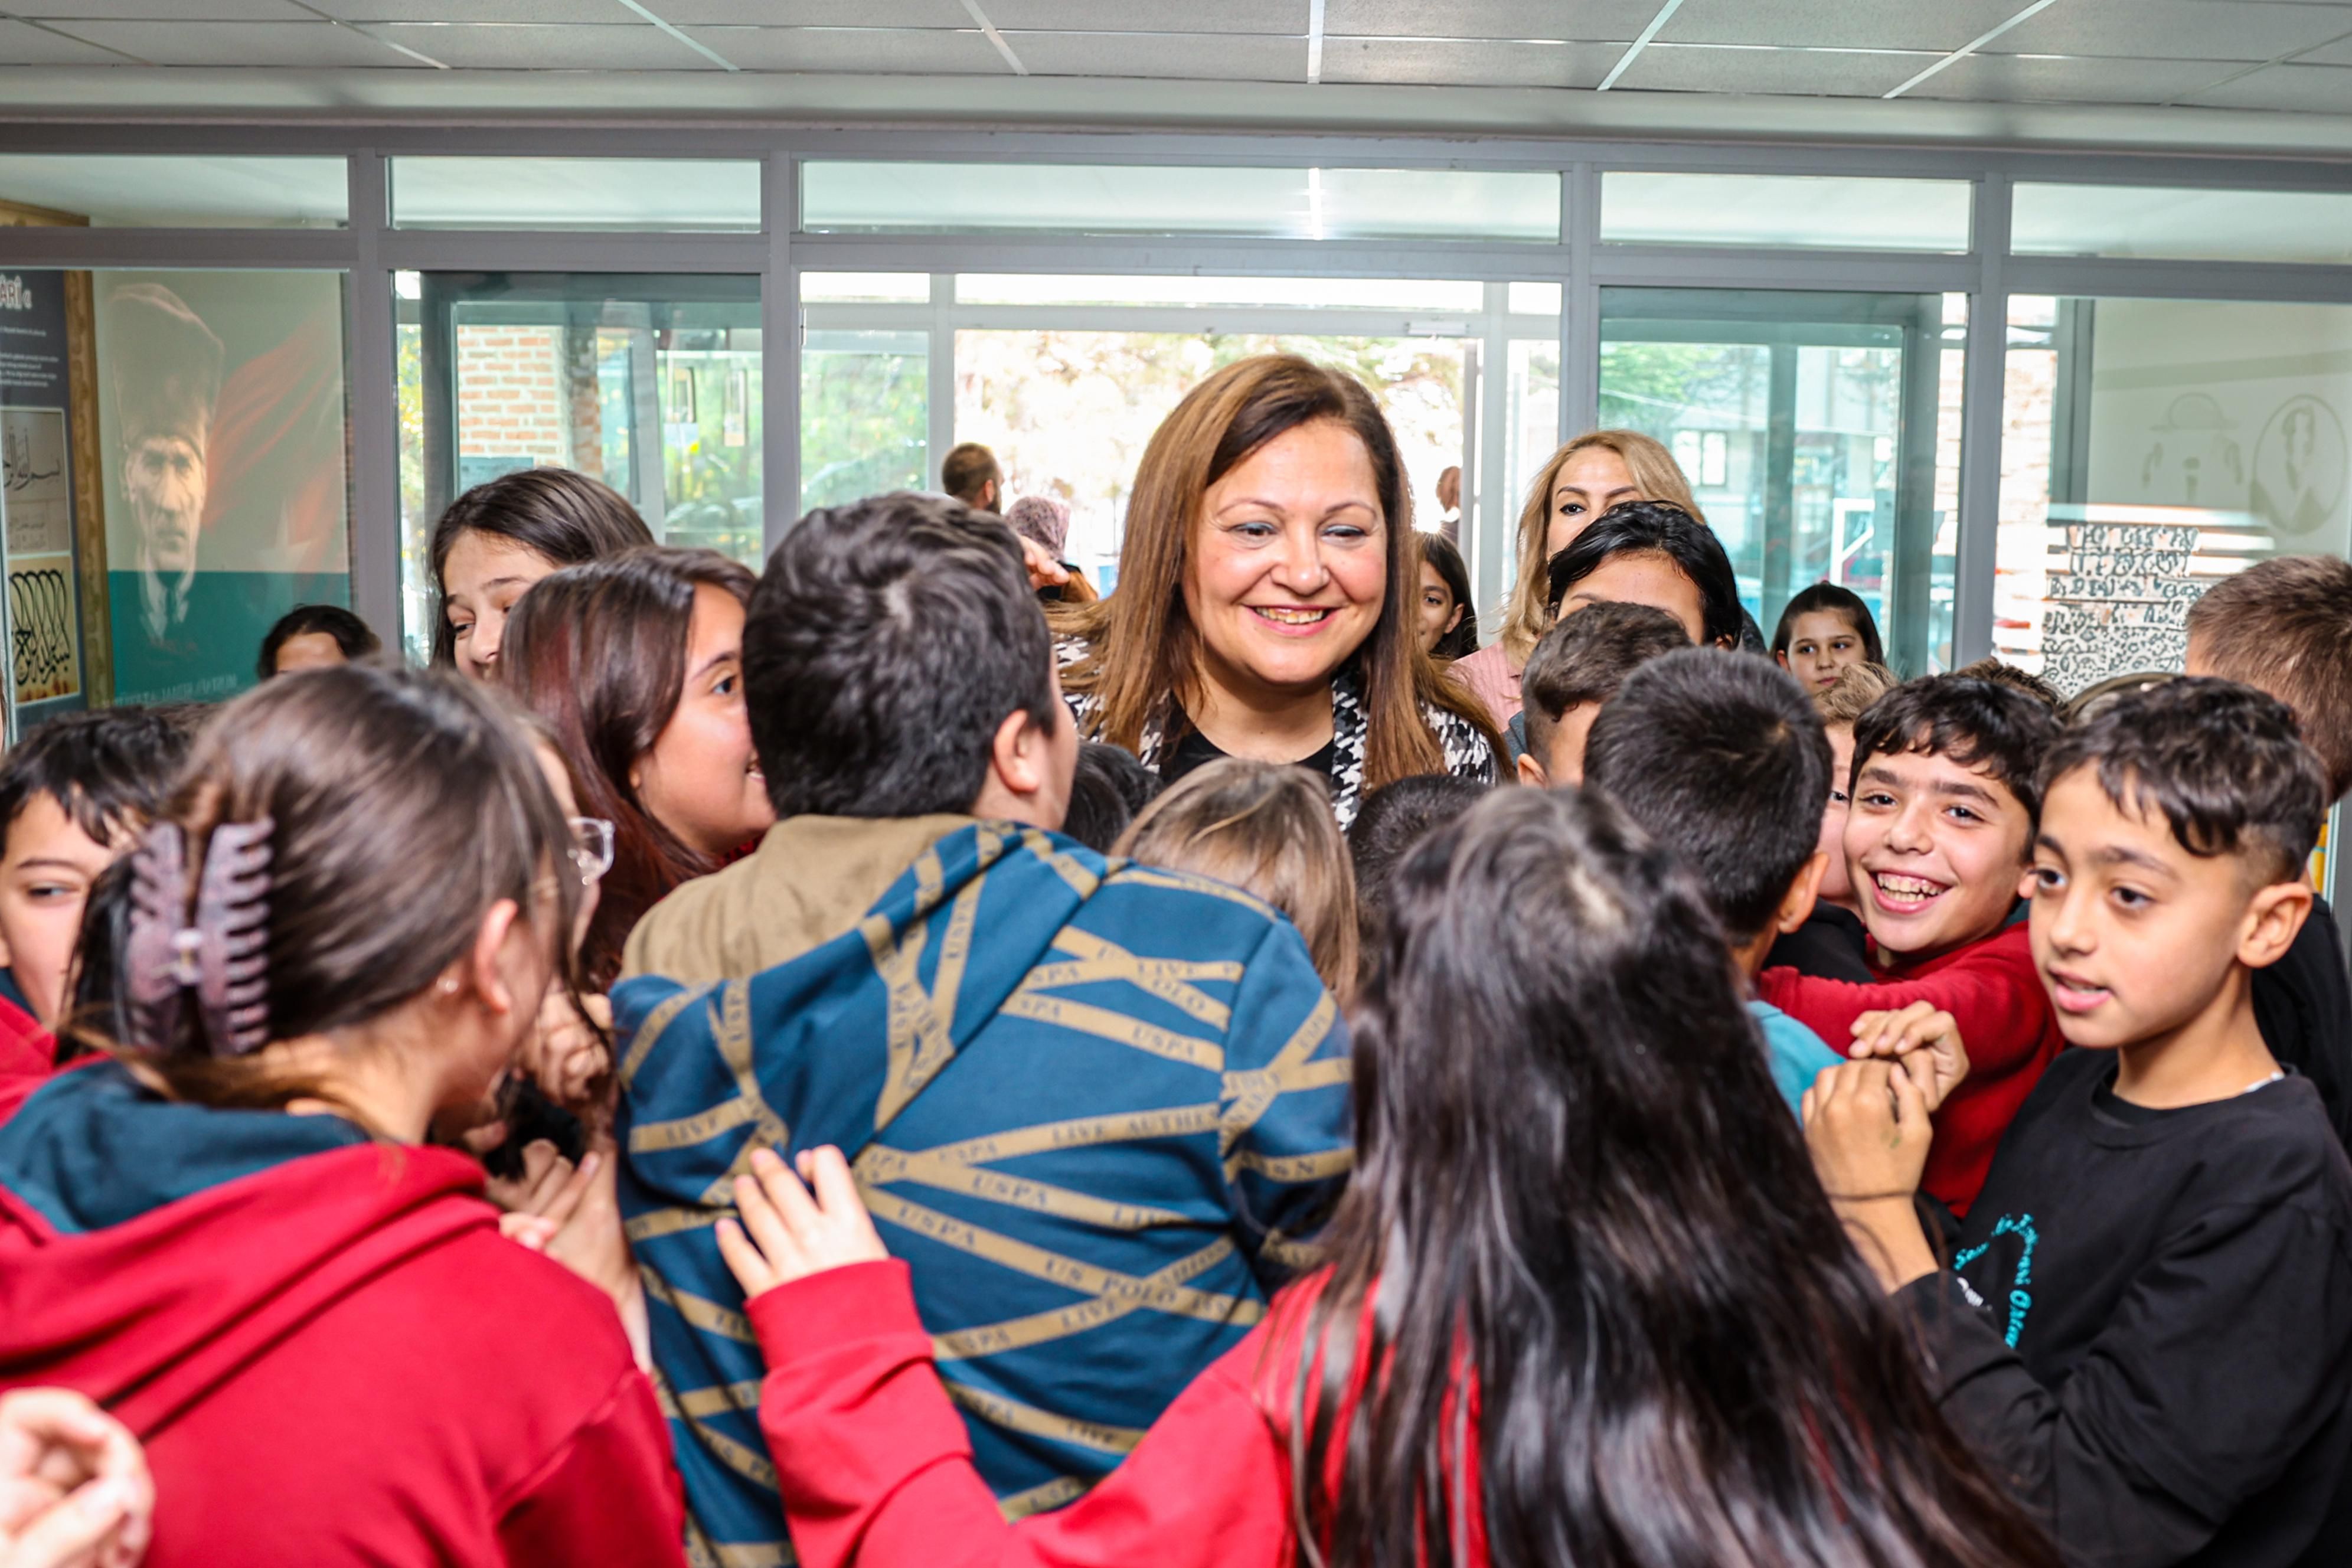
[
  {"xmin": 716, "ymin": 1147, "xmax": 890, "ymax": 1302},
  {"xmin": 1847, "ymin": 1001, "xmax": 1970, "ymax": 1113},
  {"xmin": 524, "ymin": 986, "xmax": 611, "ymax": 1112},
  {"xmin": 0, "ymin": 1386, "xmax": 152, "ymax": 1568},
  {"xmin": 1802, "ymin": 1059, "xmax": 1933, "ymax": 1203}
]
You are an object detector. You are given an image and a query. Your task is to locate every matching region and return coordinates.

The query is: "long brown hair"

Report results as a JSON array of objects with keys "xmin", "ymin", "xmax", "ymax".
[
  {"xmin": 1497, "ymin": 430, "xmax": 1701, "ymax": 667},
  {"xmin": 1290, "ymin": 788, "xmax": 2055, "ymax": 1568},
  {"xmin": 70, "ymin": 666, "xmax": 582, "ymax": 1123},
  {"xmin": 1113, "ymin": 758, "xmax": 1358, "ymax": 997},
  {"xmin": 1058, "ymin": 355, "xmax": 1497, "ymax": 790},
  {"xmin": 500, "ymin": 545, "xmax": 756, "ymax": 989}
]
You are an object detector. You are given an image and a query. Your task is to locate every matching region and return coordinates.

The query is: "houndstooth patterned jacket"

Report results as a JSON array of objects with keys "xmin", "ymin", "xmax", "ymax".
[{"xmin": 1056, "ymin": 635, "xmax": 1497, "ymax": 829}]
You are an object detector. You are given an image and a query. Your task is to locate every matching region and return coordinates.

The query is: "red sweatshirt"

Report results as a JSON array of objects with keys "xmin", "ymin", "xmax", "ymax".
[
  {"xmin": 754, "ymin": 1259, "xmax": 1488, "ymax": 1568},
  {"xmin": 1758, "ymin": 921, "xmax": 2063, "ymax": 1216},
  {"xmin": 0, "ymin": 1066, "xmax": 686, "ymax": 1567},
  {"xmin": 0, "ymin": 993, "xmax": 51, "ymax": 1123}
]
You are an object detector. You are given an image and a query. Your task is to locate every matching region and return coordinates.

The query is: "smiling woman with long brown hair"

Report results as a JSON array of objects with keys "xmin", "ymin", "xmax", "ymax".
[{"xmin": 1054, "ymin": 355, "xmax": 1498, "ymax": 828}]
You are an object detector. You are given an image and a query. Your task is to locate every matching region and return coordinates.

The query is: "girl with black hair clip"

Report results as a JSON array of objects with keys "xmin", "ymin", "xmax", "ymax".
[
  {"xmin": 0, "ymin": 665, "xmax": 685, "ymax": 1567},
  {"xmin": 713, "ymin": 787, "xmax": 2055, "ymax": 1568}
]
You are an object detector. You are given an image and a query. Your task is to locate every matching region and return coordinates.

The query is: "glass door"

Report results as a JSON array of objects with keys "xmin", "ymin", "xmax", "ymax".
[
  {"xmin": 1598, "ymin": 288, "xmax": 1966, "ymax": 676},
  {"xmin": 397, "ymin": 271, "xmax": 763, "ymax": 658}
]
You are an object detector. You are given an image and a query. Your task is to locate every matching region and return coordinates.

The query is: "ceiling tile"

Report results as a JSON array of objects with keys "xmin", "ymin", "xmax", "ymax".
[
  {"xmin": 1612, "ymin": 44, "xmax": 1924, "ymax": 96},
  {"xmin": 650, "ymin": 0, "xmax": 968, "ymax": 24},
  {"xmin": 1323, "ymin": 0, "xmax": 1652, "ymax": 42},
  {"xmin": 302, "ymin": 0, "xmax": 609, "ymax": 21},
  {"xmin": 9, "ymin": 0, "xmax": 306, "ymax": 14},
  {"xmin": 1321, "ymin": 35, "xmax": 1618, "ymax": 86},
  {"xmin": 369, "ymin": 21, "xmax": 718, "ymax": 68},
  {"xmin": 40, "ymin": 18, "xmax": 427, "ymax": 64},
  {"xmin": 2276, "ymin": 28, "xmax": 2352, "ymax": 61},
  {"xmin": 1905, "ymin": 53, "xmax": 2231, "ymax": 102},
  {"xmin": 682, "ymin": 23, "xmax": 1004, "ymax": 70},
  {"xmin": 1011, "ymin": 31, "xmax": 1306, "ymax": 80},
  {"xmin": 2182, "ymin": 58, "xmax": 2352, "ymax": 107},
  {"xmin": 1663, "ymin": 0, "xmax": 2027, "ymax": 53},
  {"xmin": 0, "ymin": 16, "xmax": 130, "ymax": 63},
  {"xmin": 986, "ymin": 0, "xmax": 1305, "ymax": 34},
  {"xmin": 1988, "ymin": 0, "xmax": 2352, "ymax": 62}
]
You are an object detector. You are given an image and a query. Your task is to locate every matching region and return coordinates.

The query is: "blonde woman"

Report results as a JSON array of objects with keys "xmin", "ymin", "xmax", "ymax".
[
  {"xmin": 1055, "ymin": 355, "xmax": 1500, "ymax": 829},
  {"xmin": 1114, "ymin": 757, "xmax": 1360, "ymax": 998},
  {"xmin": 1449, "ymin": 430, "xmax": 1705, "ymax": 728}
]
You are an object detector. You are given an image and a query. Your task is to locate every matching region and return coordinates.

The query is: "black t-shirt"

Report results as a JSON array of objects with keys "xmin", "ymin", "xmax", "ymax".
[
  {"xmin": 1903, "ymin": 1048, "xmax": 2352, "ymax": 1566},
  {"xmin": 2255, "ymin": 895, "xmax": 2352, "ymax": 1154},
  {"xmin": 1161, "ymin": 724, "xmax": 1338, "ymax": 788},
  {"xmin": 1764, "ymin": 903, "xmax": 1874, "ymax": 984}
]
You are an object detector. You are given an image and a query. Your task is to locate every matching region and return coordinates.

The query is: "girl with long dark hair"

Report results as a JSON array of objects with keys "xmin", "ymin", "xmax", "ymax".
[
  {"xmin": 709, "ymin": 788, "xmax": 2054, "ymax": 1568},
  {"xmin": 1546, "ymin": 499, "xmax": 1747, "ymax": 651},
  {"xmin": 0, "ymin": 666, "xmax": 684, "ymax": 1566},
  {"xmin": 500, "ymin": 546, "xmax": 772, "ymax": 989},
  {"xmin": 430, "ymin": 467, "xmax": 654, "ymax": 680}
]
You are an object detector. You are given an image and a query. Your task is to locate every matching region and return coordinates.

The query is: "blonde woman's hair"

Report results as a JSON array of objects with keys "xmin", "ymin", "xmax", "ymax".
[
  {"xmin": 1497, "ymin": 430, "xmax": 1703, "ymax": 668},
  {"xmin": 1113, "ymin": 757, "xmax": 1359, "ymax": 997},
  {"xmin": 1814, "ymin": 661, "xmax": 1899, "ymax": 726}
]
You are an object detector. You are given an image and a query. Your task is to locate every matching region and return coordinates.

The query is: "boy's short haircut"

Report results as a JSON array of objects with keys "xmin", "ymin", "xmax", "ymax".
[
  {"xmin": 1772, "ymin": 581, "xmax": 1886, "ymax": 665},
  {"xmin": 1349, "ymin": 772, "xmax": 1489, "ymax": 953},
  {"xmin": 2040, "ymin": 677, "xmax": 2327, "ymax": 884},
  {"xmin": 1582, "ymin": 648, "xmax": 1831, "ymax": 944},
  {"xmin": 2187, "ymin": 555, "xmax": 2352, "ymax": 803},
  {"xmin": 1519, "ymin": 600, "xmax": 1691, "ymax": 764},
  {"xmin": 939, "ymin": 442, "xmax": 1002, "ymax": 507},
  {"xmin": 1060, "ymin": 742, "xmax": 1163, "ymax": 854},
  {"xmin": 1951, "ymin": 656, "xmax": 2062, "ymax": 713},
  {"xmin": 0, "ymin": 708, "xmax": 192, "ymax": 853},
  {"xmin": 1814, "ymin": 661, "xmax": 1898, "ymax": 726},
  {"xmin": 743, "ymin": 491, "xmax": 1056, "ymax": 819},
  {"xmin": 1851, "ymin": 675, "xmax": 2060, "ymax": 821}
]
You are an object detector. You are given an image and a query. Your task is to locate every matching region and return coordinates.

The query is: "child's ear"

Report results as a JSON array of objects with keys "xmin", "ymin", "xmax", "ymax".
[
  {"xmin": 466, "ymin": 896, "xmax": 526, "ymax": 1018},
  {"xmin": 2239, "ymin": 878, "xmax": 2315, "ymax": 971},
  {"xmin": 1775, "ymin": 650, "xmax": 1790, "ymax": 669},
  {"xmin": 1775, "ymin": 850, "xmax": 1830, "ymax": 935},
  {"xmin": 1515, "ymin": 752, "xmax": 1548, "ymax": 788}
]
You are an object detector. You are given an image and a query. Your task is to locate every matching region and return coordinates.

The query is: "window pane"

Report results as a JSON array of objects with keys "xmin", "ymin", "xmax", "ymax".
[
  {"xmin": 1508, "ymin": 281, "xmax": 1563, "ymax": 316},
  {"xmin": 952, "ymin": 275, "xmax": 1487, "ymax": 311},
  {"xmin": 2012, "ymin": 183, "xmax": 2352, "ymax": 264},
  {"xmin": 390, "ymin": 158, "xmax": 762, "ymax": 231},
  {"xmin": 0, "ymin": 156, "xmax": 347, "ymax": 229},
  {"xmin": 1599, "ymin": 288, "xmax": 1964, "ymax": 674},
  {"xmin": 1600, "ymin": 173, "xmax": 1972, "ymax": 252},
  {"xmin": 800, "ymin": 272, "xmax": 930, "ymax": 303},
  {"xmin": 93, "ymin": 270, "xmax": 351, "ymax": 703},
  {"xmin": 398, "ymin": 273, "xmax": 762, "ymax": 657},
  {"xmin": 953, "ymin": 332, "xmax": 1465, "ymax": 590},
  {"xmin": 803, "ymin": 163, "xmax": 1561, "ymax": 241},
  {"xmin": 1997, "ymin": 295, "xmax": 2352, "ymax": 692},
  {"xmin": 800, "ymin": 331, "xmax": 927, "ymax": 515}
]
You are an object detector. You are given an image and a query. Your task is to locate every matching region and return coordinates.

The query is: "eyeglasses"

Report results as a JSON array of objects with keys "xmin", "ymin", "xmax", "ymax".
[{"xmin": 567, "ymin": 816, "xmax": 615, "ymax": 887}]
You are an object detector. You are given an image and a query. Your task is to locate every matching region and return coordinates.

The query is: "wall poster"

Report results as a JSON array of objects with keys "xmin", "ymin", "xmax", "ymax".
[
  {"xmin": 0, "ymin": 267, "xmax": 89, "ymax": 738},
  {"xmin": 96, "ymin": 270, "xmax": 350, "ymax": 706}
]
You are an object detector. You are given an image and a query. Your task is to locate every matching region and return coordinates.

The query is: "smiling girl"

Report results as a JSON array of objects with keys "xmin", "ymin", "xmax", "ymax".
[{"xmin": 1055, "ymin": 355, "xmax": 1498, "ymax": 828}]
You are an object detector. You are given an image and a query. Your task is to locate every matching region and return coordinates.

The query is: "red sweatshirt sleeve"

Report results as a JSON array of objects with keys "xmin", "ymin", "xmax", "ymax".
[
  {"xmin": 496, "ymin": 1365, "xmax": 687, "ymax": 1568},
  {"xmin": 1758, "ymin": 926, "xmax": 2063, "ymax": 1214},
  {"xmin": 753, "ymin": 1259, "xmax": 1293, "ymax": 1568}
]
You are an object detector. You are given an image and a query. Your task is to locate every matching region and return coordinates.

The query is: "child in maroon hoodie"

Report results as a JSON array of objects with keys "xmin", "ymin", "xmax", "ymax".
[
  {"xmin": 1759, "ymin": 674, "xmax": 2066, "ymax": 1216},
  {"xmin": 0, "ymin": 665, "xmax": 683, "ymax": 1567},
  {"xmin": 710, "ymin": 789, "xmax": 2051, "ymax": 1568}
]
